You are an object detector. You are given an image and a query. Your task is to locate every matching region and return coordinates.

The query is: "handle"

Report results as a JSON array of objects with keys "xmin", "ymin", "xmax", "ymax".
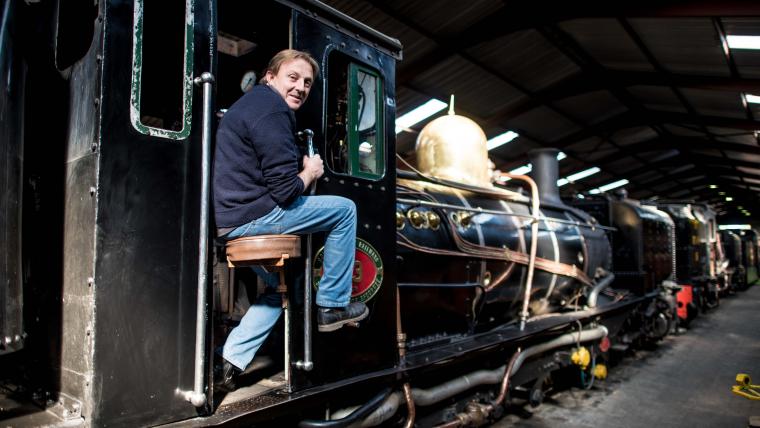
[{"xmin": 181, "ymin": 72, "xmax": 215, "ymax": 407}]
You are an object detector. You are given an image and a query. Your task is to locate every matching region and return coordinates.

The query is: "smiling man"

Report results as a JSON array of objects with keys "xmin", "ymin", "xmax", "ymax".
[{"xmin": 213, "ymin": 49, "xmax": 368, "ymax": 391}]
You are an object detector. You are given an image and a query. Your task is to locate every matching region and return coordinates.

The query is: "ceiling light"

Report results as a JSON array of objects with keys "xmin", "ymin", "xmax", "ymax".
[
  {"xmin": 727, "ymin": 35, "xmax": 760, "ymax": 50},
  {"xmin": 589, "ymin": 179, "xmax": 629, "ymax": 194},
  {"xmin": 726, "ymin": 196, "xmax": 733, "ymax": 201},
  {"xmin": 709, "ymin": 184, "xmax": 718, "ymax": 189},
  {"xmin": 557, "ymin": 152, "xmax": 567, "ymax": 161},
  {"xmin": 719, "ymin": 191, "xmax": 726, "ymax": 195},
  {"xmin": 486, "ymin": 131, "xmax": 519, "ymax": 150},
  {"xmin": 719, "ymin": 224, "xmax": 751, "ymax": 230},
  {"xmin": 745, "ymin": 94, "xmax": 760, "ymax": 104},
  {"xmin": 395, "ymin": 98, "xmax": 447, "ymax": 134}
]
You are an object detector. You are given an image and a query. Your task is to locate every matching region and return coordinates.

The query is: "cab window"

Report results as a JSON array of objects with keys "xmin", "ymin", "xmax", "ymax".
[
  {"xmin": 130, "ymin": 0, "xmax": 194, "ymax": 139},
  {"xmin": 325, "ymin": 52, "xmax": 385, "ymax": 179}
]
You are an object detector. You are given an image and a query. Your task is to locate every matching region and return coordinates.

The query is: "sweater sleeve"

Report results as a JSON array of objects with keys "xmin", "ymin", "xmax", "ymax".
[{"xmin": 250, "ymin": 110, "xmax": 305, "ymax": 205}]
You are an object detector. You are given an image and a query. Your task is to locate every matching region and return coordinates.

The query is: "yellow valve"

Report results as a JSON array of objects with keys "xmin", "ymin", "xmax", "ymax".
[
  {"xmin": 571, "ymin": 347, "xmax": 591, "ymax": 370},
  {"xmin": 593, "ymin": 364, "xmax": 608, "ymax": 380},
  {"xmin": 732, "ymin": 373, "xmax": 760, "ymax": 401}
]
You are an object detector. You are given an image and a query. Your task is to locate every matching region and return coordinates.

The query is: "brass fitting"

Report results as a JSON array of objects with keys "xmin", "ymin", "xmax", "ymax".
[
  {"xmin": 396, "ymin": 211, "xmax": 406, "ymax": 230},
  {"xmin": 407, "ymin": 209, "xmax": 428, "ymax": 229},
  {"xmin": 426, "ymin": 211, "xmax": 441, "ymax": 230},
  {"xmin": 450, "ymin": 211, "xmax": 473, "ymax": 228}
]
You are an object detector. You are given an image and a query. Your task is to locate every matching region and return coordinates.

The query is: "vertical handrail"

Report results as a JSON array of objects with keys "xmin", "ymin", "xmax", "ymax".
[
  {"xmin": 182, "ymin": 72, "xmax": 214, "ymax": 407},
  {"xmin": 295, "ymin": 129, "xmax": 315, "ymax": 371}
]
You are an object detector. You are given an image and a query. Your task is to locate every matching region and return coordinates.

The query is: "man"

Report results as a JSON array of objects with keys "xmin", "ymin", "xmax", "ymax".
[{"xmin": 214, "ymin": 49, "xmax": 368, "ymax": 390}]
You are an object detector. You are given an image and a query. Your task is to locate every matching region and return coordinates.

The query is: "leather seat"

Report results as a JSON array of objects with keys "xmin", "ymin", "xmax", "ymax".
[{"xmin": 225, "ymin": 235, "xmax": 301, "ymax": 267}]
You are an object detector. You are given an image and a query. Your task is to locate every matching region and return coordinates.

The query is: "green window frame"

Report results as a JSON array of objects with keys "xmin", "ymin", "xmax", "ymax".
[
  {"xmin": 130, "ymin": 0, "xmax": 194, "ymax": 140},
  {"xmin": 347, "ymin": 63, "xmax": 385, "ymax": 180}
]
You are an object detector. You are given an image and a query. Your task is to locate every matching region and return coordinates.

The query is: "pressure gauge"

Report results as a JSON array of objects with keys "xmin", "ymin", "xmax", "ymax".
[{"xmin": 240, "ymin": 71, "xmax": 256, "ymax": 93}]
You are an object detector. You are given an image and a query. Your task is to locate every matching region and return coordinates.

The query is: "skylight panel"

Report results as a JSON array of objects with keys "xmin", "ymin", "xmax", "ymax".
[
  {"xmin": 727, "ymin": 35, "xmax": 760, "ymax": 50},
  {"xmin": 486, "ymin": 131, "xmax": 519, "ymax": 150},
  {"xmin": 588, "ymin": 179, "xmax": 629, "ymax": 194},
  {"xmin": 558, "ymin": 167, "xmax": 601, "ymax": 187},
  {"xmin": 395, "ymin": 99, "xmax": 447, "ymax": 134}
]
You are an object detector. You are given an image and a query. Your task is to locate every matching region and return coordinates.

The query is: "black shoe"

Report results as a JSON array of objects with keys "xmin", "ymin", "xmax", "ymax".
[
  {"xmin": 317, "ymin": 302, "xmax": 369, "ymax": 332},
  {"xmin": 216, "ymin": 360, "xmax": 240, "ymax": 393}
]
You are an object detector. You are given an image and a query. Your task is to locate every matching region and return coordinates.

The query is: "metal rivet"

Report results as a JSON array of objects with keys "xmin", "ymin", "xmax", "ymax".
[
  {"xmin": 376, "ymin": 225, "xmax": 381, "ymax": 230},
  {"xmin": 353, "ymin": 182, "xmax": 359, "ymax": 187},
  {"xmin": 364, "ymin": 223, "xmax": 370, "ymax": 229},
  {"xmin": 380, "ymin": 186, "xmax": 386, "ymax": 191},
  {"xmin": 339, "ymin": 179, "xmax": 345, "ymax": 185},
  {"xmin": 368, "ymin": 184, "xmax": 373, "ymax": 189},
  {"xmin": 323, "ymin": 177, "xmax": 330, "ymax": 182},
  {"xmin": 340, "ymin": 42, "xmax": 346, "ymax": 48},
  {"xmin": 326, "ymin": 35, "xmax": 331, "ymax": 41}
]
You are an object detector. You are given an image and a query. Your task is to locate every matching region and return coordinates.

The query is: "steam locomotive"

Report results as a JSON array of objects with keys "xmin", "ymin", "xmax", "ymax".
[{"xmin": 0, "ymin": 1, "xmax": 753, "ymax": 427}]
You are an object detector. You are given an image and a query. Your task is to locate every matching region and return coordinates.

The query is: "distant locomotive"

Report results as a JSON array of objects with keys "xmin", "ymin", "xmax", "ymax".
[
  {"xmin": 0, "ymin": 1, "xmax": 743, "ymax": 427},
  {"xmin": 720, "ymin": 230, "xmax": 746, "ymax": 291},
  {"xmin": 571, "ymin": 192, "xmax": 677, "ymax": 342}
]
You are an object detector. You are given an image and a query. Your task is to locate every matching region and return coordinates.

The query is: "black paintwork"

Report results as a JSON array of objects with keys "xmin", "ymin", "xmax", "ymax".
[
  {"xmin": 0, "ymin": 0, "xmax": 25, "ymax": 355},
  {"xmin": 572, "ymin": 195, "xmax": 674, "ymax": 295}
]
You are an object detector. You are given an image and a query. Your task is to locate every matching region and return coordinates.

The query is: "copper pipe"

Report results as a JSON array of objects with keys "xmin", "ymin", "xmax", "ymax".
[
  {"xmin": 402, "ymin": 383, "xmax": 415, "ymax": 428},
  {"xmin": 492, "ymin": 348, "xmax": 522, "ymax": 407},
  {"xmin": 499, "ymin": 173, "xmax": 540, "ymax": 331}
]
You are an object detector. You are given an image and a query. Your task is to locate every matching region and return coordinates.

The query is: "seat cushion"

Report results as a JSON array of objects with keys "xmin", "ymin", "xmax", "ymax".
[{"xmin": 226, "ymin": 234, "xmax": 301, "ymax": 264}]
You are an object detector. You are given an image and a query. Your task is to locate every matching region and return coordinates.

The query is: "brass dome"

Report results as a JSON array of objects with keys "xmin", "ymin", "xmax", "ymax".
[{"xmin": 415, "ymin": 111, "xmax": 491, "ymax": 187}]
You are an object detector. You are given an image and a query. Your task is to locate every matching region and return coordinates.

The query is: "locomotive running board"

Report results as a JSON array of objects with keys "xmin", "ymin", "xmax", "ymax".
[
  {"xmin": 159, "ymin": 295, "xmax": 649, "ymax": 427},
  {"xmin": 404, "ymin": 295, "xmax": 650, "ymax": 371}
]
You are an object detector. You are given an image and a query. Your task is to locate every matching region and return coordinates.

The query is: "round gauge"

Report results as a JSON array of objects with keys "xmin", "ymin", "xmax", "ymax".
[{"xmin": 240, "ymin": 71, "xmax": 256, "ymax": 93}]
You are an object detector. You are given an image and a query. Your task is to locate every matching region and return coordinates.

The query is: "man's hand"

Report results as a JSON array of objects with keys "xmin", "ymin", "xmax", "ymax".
[{"xmin": 298, "ymin": 154, "xmax": 324, "ymax": 188}]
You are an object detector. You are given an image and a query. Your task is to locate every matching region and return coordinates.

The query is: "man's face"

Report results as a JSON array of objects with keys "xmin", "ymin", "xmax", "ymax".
[{"xmin": 265, "ymin": 58, "xmax": 314, "ymax": 111}]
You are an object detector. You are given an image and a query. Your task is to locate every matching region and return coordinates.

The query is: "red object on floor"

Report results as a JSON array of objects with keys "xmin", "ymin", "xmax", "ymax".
[{"xmin": 676, "ymin": 285, "xmax": 693, "ymax": 320}]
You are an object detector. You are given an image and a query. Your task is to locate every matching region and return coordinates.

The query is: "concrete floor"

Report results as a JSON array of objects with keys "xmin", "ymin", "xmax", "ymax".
[{"xmin": 495, "ymin": 284, "xmax": 760, "ymax": 428}]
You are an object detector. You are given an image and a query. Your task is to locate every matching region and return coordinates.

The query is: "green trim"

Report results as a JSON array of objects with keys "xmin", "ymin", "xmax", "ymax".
[
  {"xmin": 129, "ymin": 0, "xmax": 194, "ymax": 140},
  {"xmin": 347, "ymin": 63, "xmax": 385, "ymax": 180}
]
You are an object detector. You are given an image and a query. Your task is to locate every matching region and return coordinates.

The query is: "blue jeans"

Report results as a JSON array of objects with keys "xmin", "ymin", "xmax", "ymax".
[{"xmin": 222, "ymin": 195, "xmax": 356, "ymax": 370}]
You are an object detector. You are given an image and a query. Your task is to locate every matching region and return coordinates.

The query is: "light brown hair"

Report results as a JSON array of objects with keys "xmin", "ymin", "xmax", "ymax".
[{"xmin": 260, "ymin": 49, "xmax": 320, "ymax": 84}]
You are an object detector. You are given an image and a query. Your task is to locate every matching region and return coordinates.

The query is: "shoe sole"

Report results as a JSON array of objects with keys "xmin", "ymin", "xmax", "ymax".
[{"xmin": 318, "ymin": 307, "xmax": 369, "ymax": 332}]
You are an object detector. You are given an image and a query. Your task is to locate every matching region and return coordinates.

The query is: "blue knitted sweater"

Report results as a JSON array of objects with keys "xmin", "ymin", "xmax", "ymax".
[{"xmin": 213, "ymin": 84, "xmax": 305, "ymax": 228}]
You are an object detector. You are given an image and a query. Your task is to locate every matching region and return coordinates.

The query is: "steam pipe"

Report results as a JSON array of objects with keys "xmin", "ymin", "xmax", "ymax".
[
  {"xmin": 497, "ymin": 172, "xmax": 540, "ymax": 331},
  {"xmin": 331, "ymin": 325, "xmax": 608, "ymax": 427},
  {"xmin": 587, "ymin": 272, "xmax": 616, "ymax": 308}
]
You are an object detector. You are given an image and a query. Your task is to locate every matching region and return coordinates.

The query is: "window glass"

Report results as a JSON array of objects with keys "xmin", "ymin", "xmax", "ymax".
[
  {"xmin": 130, "ymin": 0, "xmax": 194, "ymax": 139},
  {"xmin": 325, "ymin": 52, "xmax": 384, "ymax": 179}
]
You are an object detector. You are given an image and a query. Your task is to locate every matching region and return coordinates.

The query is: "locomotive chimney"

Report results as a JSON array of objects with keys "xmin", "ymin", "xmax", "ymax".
[{"xmin": 528, "ymin": 148, "xmax": 562, "ymax": 206}]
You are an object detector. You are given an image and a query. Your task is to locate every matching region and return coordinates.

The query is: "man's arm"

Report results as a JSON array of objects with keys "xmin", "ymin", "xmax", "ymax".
[{"xmin": 251, "ymin": 111, "xmax": 305, "ymax": 204}]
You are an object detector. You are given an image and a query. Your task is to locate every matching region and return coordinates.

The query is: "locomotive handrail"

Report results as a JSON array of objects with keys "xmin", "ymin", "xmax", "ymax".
[
  {"xmin": 396, "ymin": 198, "xmax": 617, "ymax": 231},
  {"xmin": 181, "ymin": 72, "xmax": 214, "ymax": 407},
  {"xmin": 295, "ymin": 129, "xmax": 316, "ymax": 372}
]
